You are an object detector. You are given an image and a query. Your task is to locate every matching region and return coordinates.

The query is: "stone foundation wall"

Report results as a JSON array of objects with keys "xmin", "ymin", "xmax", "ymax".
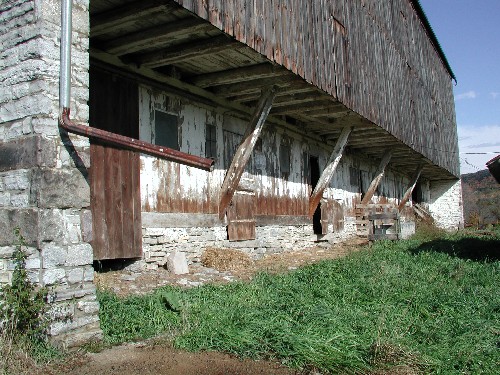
[
  {"xmin": 428, "ymin": 179, "xmax": 464, "ymax": 230},
  {"xmin": 0, "ymin": 0, "xmax": 101, "ymax": 347},
  {"xmin": 141, "ymin": 214, "xmax": 359, "ymax": 268}
]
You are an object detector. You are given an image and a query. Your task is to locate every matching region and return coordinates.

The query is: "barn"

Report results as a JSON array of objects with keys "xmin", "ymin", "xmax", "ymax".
[{"xmin": 0, "ymin": 0, "xmax": 463, "ymax": 345}]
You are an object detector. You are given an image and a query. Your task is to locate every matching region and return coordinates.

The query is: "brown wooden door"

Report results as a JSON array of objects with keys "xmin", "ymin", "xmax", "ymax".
[
  {"xmin": 223, "ymin": 130, "xmax": 256, "ymax": 241},
  {"xmin": 227, "ymin": 189, "xmax": 256, "ymax": 241},
  {"xmin": 89, "ymin": 67, "xmax": 142, "ymax": 259},
  {"xmin": 90, "ymin": 144, "xmax": 142, "ymax": 259}
]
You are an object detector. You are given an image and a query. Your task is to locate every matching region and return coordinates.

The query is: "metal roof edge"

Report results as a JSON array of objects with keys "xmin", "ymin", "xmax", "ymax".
[{"xmin": 410, "ymin": 0, "xmax": 457, "ymax": 82}]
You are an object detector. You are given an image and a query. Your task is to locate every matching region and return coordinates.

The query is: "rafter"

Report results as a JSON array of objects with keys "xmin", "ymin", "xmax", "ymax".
[
  {"xmin": 134, "ymin": 35, "xmax": 238, "ymax": 68},
  {"xmin": 91, "ymin": 0, "xmax": 177, "ymax": 37},
  {"xmin": 103, "ymin": 17, "xmax": 212, "ymax": 56}
]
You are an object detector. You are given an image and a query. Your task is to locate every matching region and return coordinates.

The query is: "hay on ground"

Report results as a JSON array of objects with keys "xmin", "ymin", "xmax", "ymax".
[{"xmin": 201, "ymin": 247, "xmax": 253, "ymax": 271}]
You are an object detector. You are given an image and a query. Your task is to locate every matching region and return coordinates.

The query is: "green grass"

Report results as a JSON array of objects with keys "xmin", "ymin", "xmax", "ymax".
[{"xmin": 98, "ymin": 229, "xmax": 500, "ymax": 374}]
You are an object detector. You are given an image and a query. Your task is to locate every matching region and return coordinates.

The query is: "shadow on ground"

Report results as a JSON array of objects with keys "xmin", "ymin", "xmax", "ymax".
[{"xmin": 411, "ymin": 235, "xmax": 500, "ymax": 262}]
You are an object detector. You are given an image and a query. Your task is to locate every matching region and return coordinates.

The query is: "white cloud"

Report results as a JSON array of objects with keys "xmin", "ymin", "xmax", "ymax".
[
  {"xmin": 491, "ymin": 92, "xmax": 499, "ymax": 99},
  {"xmin": 458, "ymin": 124, "xmax": 500, "ymax": 174},
  {"xmin": 455, "ymin": 91, "xmax": 477, "ymax": 101}
]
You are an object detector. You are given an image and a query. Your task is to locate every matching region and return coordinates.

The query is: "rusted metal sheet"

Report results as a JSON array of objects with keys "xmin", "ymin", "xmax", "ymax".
[{"xmin": 219, "ymin": 86, "xmax": 277, "ymax": 219}]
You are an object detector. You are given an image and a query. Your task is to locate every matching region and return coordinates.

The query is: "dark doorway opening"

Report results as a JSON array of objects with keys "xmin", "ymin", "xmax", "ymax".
[
  {"xmin": 310, "ymin": 156, "xmax": 322, "ymax": 234},
  {"xmin": 412, "ymin": 182, "xmax": 423, "ymax": 204}
]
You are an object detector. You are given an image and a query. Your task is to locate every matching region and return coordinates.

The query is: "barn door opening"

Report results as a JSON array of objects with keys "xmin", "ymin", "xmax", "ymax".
[
  {"xmin": 309, "ymin": 156, "xmax": 323, "ymax": 234},
  {"xmin": 89, "ymin": 67, "xmax": 142, "ymax": 260},
  {"xmin": 223, "ymin": 130, "xmax": 256, "ymax": 241}
]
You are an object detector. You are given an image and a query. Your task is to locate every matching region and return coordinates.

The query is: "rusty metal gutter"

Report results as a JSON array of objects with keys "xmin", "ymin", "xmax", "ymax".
[{"xmin": 58, "ymin": 0, "xmax": 213, "ymax": 172}]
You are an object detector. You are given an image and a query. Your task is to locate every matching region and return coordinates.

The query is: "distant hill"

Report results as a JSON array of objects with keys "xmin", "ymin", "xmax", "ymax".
[{"xmin": 461, "ymin": 170, "xmax": 500, "ymax": 226}]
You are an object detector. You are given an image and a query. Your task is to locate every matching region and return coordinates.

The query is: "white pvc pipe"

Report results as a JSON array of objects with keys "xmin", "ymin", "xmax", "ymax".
[{"xmin": 59, "ymin": 0, "xmax": 73, "ymax": 110}]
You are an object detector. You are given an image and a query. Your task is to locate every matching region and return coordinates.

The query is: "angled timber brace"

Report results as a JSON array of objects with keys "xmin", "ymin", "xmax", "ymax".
[
  {"xmin": 398, "ymin": 162, "xmax": 425, "ymax": 211},
  {"xmin": 218, "ymin": 86, "xmax": 277, "ymax": 219},
  {"xmin": 308, "ymin": 126, "xmax": 352, "ymax": 216},
  {"xmin": 360, "ymin": 149, "xmax": 393, "ymax": 205}
]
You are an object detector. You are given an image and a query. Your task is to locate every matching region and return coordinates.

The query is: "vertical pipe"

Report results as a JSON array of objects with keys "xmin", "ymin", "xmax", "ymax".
[{"xmin": 59, "ymin": 0, "xmax": 73, "ymax": 110}]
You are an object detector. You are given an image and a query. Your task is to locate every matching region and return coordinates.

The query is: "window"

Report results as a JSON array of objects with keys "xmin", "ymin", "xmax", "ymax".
[
  {"xmin": 349, "ymin": 167, "xmax": 359, "ymax": 187},
  {"xmin": 280, "ymin": 142, "xmax": 291, "ymax": 177},
  {"xmin": 205, "ymin": 123, "xmax": 217, "ymax": 159},
  {"xmin": 154, "ymin": 110, "xmax": 178, "ymax": 150}
]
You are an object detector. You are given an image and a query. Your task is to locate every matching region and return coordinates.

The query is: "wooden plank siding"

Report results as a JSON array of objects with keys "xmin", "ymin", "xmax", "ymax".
[{"xmin": 173, "ymin": 0, "xmax": 459, "ymax": 177}]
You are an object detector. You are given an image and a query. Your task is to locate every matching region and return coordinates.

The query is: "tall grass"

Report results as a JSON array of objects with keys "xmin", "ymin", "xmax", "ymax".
[{"xmin": 98, "ymin": 230, "xmax": 500, "ymax": 373}]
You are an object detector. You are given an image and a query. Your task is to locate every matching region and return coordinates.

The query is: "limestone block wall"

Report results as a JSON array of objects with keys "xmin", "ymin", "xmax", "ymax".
[
  {"xmin": 428, "ymin": 179, "xmax": 464, "ymax": 230},
  {"xmin": 0, "ymin": 0, "xmax": 101, "ymax": 346}
]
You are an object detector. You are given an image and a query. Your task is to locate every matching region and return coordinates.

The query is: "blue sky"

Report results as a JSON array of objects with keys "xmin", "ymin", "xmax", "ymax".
[{"xmin": 419, "ymin": 0, "xmax": 500, "ymax": 174}]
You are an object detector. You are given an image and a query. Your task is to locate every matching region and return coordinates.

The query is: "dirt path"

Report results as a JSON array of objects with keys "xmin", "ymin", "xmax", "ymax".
[{"xmin": 45, "ymin": 343, "xmax": 297, "ymax": 375}]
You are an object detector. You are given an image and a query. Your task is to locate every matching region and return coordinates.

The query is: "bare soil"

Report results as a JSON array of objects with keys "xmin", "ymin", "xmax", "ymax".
[{"xmin": 34, "ymin": 239, "xmax": 373, "ymax": 375}]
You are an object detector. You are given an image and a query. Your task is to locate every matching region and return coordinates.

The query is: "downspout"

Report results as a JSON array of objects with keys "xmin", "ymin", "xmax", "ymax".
[{"xmin": 58, "ymin": 0, "xmax": 214, "ymax": 171}]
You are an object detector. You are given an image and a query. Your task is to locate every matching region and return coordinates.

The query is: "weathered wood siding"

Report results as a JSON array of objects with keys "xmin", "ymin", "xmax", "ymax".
[
  {"xmin": 138, "ymin": 84, "xmax": 419, "ymax": 228},
  {"xmin": 172, "ymin": 0, "xmax": 459, "ymax": 176}
]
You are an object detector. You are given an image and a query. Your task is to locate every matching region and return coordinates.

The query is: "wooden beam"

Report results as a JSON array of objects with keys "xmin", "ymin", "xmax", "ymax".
[
  {"xmin": 271, "ymin": 101, "xmax": 335, "ymax": 115},
  {"xmin": 135, "ymin": 35, "xmax": 238, "ymax": 68},
  {"xmin": 398, "ymin": 162, "xmax": 425, "ymax": 210},
  {"xmin": 190, "ymin": 63, "xmax": 288, "ymax": 88},
  {"xmin": 91, "ymin": 0, "xmax": 176, "ymax": 37},
  {"xmin": 219, "ymin": 87, "xmax": 277, "ymax": 219},
  {"xmin": 103, "ymin": 18, "xmax": 212, "ymax": 56},
  {"xmin": 212, "ymin": 75, "xmax": 295, "ymax": 97},
  {"xmin": 361, "ymin": 149, "xmax": 393, "ymax": 204},
  {"xmin": 308, "ymin": 126, "xmax": 352, "ymax": 216}
]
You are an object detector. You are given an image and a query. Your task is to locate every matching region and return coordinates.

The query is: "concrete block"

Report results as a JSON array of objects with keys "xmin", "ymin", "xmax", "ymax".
[
  {"xmin": 33, "ymin": 168, "xmax": 90, "ymax": 209},
  {"xmin": 42, "ymin": 243, "xmax": 66, "ymax": 268},
  {"xmin": 0, "ymin": 208, "xmax": 39, "ymax": 246},
  {"xmin": 3, "ymin": 169, "xmax": 31, "ymax": 190},
  {"xmin": 76, "ymin": 301, "xmax": 100, "ymax": 315},
  {"xmin": 25, "ymin": 255, "xmax": 40, "ymax": 269},
  {"xmin": 166, "ymin": 251, "xmax": 189, "ymax": 275},
  {"xmin": 80, "ymin": 209, "xmax": 92, "ymax": 243},
  {"xmin": 67, "ymin": 268, "xmax": 84, "ymax": 284},
  {"xmin": 43, "ymin": 268, "xmax": 65, "ymax": 285},
  {"xmin": 0, "ymin": 136, "xmax": 56, "ymax": 172},
  {"xmin": 66, "ymin": 243, "xmax": 92, "ymax": 266},
  {"xmin": 83, "ymin": 266, "xmax": 94, "ymax": 282}
]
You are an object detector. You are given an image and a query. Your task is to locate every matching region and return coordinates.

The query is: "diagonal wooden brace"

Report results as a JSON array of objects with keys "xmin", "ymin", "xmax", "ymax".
[
  {"xmin": 308, "ymin": 126, "xmax": 352, "ymax": 216},
  {"xmin": 398, "ymin": 162, "xmax": 425, "ymax": 211},
  {"xmin": 361, "ymin": 148, "xmax": 393, "ymax": 205},
  {"xmin": 218, "ymin": 86, "xmax": 277, "ymax": 219}
]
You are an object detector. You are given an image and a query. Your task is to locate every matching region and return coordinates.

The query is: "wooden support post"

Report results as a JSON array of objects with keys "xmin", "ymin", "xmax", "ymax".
[
  {"xmin": 398, "ymin": 162, "xmax": 425, "ymax": 211},
  {"xmin": 308, "ymin": 126, "xmax": 352, "ymax": 216},
  {"xmin": 218, "ymin": 86, "xmax": 277, "ymax": 219},
  {"xmin": 360, "ymin": 149, "xmax": 393, "ymax": 205}
]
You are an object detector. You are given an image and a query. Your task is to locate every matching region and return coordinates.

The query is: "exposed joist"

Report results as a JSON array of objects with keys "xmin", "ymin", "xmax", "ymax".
[
  {"xmin": 219, "ymin": 87, "xmax": 278, "ymax": 219},
  {"xmin": 212, "ymin": 75, "xmax": 295, "ymax": 96},
  {"xmin": 91, "ymin": 0, "xmax": 176, "ymax": 37},
  {"xmin": 135, "ymin": 35, "xmax": 238, "ymax": 68},
  {"xmin": 308, "ymin": 126, "xmax": 352, "ymax": 216},
  {"xmin": 103, "ymin": 17, "xmax": 212, "ymax": 55},
  {"xmin": 190, "ymin": 63, "xmax": 288, "ymax": 88},
  {"xmin": 271, "ymin": 101, "xmax": 334, "ymax": 115},
  {"xmin": 361, "ymin": 149, "xmax": 393, "ymax": 205},
  {"xmin": 229, "ymin": 86, "xmax": 314, "ymax": 103}
]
